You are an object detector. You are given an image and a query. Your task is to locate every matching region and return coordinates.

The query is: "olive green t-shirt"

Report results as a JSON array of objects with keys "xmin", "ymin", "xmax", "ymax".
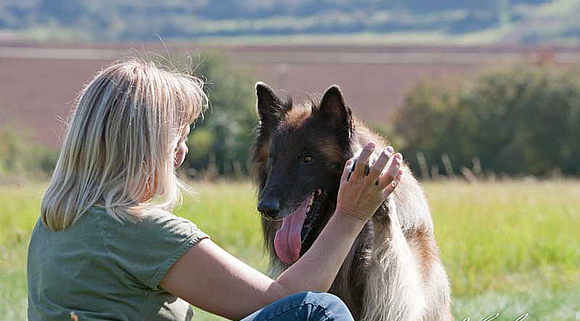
[{"xmin": 27, "ymin": 206, "xmax": 209, "ymax": 321}]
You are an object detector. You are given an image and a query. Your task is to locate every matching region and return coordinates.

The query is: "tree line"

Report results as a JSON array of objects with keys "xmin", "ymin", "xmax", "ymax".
[
  {"xmin": 393, "ymin": 63, "xmax": 580, "ymax": 178},
  {"xmin": 183, "ymin": 59, "xmax": 580, "ymax": 179},
  {"xmin": 2, "ymin": 58, "xmax": 578, "ymax": 180}
]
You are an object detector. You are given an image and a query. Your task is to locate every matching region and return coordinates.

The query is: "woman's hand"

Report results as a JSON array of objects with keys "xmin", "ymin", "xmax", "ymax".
[{"xmin": 335, "ymin": 142, "xmax": 403, "ymax": 222}]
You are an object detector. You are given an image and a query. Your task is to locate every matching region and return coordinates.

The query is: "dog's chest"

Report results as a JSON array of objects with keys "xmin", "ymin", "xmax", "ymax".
[{"xmin": 329, "ymin": 221, "xmax": 374, "ymax": 319}]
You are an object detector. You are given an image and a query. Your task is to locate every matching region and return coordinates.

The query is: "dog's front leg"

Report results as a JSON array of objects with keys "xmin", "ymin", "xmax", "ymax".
[{"xmin": 361, "ymin": 196, "xmax": 426, "ymax": 321}]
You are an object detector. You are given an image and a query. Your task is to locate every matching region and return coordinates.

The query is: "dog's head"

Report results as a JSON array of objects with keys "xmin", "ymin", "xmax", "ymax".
[{"xmin": 252, "ymin": 82, "xmax": 354, "ymax": 265}]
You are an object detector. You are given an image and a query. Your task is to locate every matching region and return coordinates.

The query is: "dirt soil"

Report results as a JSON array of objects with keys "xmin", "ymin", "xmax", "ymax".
[{"xmin": 0, "ymin": 42, "xmax": 577, "ymax": 147}]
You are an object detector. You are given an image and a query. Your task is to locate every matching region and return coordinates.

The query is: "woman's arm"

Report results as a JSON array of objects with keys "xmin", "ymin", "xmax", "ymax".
[{"xmin": 160, "ymin": 143, "xmax": 403, "ymax": 320}]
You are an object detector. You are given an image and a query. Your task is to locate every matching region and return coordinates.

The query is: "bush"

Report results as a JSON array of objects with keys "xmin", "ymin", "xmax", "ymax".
[
  {"xmin": 175, "ymin": 52, "xmax": 257, "ymax": 178},
  {"xmin": 2, "ymin": 52, "xmax": 257, "ymax": 180},
  {"xmin": 395, "ymin": 64, "xmax": 580, "ymax": 177},
  {"xmin": 0, "ymin": 127, "xmax": 58, "ymax": 179}
]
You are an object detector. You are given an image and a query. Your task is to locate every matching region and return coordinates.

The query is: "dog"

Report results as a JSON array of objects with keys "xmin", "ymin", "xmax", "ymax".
[{"xmin": 252, "ymin": 82, "xmax": 453, "ymax": 321}]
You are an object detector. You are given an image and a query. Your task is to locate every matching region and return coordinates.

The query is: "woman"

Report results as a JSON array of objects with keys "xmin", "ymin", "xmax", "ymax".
[{"xmin": 27, "ymin": 59, "xmax": 403, "ymax": 321}]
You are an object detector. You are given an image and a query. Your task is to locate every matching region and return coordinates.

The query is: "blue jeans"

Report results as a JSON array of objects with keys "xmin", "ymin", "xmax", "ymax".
[{"xmin": 241, "ymin": 292, "xmax": 354, "ymax": 321}]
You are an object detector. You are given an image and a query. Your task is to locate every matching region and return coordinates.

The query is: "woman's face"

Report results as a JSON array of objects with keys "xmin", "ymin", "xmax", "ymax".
[{"xmin": 174, "ymin": 125, "xmax": 190, "ymax": 169}]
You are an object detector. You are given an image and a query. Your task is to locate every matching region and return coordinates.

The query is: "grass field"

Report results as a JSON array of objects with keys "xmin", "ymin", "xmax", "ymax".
[{"xmin": 0, "ymin": 180, "xmax": 578, "ymax": 320}]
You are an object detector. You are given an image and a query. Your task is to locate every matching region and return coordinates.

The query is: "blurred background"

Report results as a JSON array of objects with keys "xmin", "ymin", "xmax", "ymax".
[{"xmin": 0, "ymin": 1, "xmax": 578, "ymax": 320}]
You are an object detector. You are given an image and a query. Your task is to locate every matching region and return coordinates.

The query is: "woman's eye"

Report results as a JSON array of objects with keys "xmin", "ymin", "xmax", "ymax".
[{"xmin": 302, "ymin": 156, "xmax": 312, "ymax": 164}]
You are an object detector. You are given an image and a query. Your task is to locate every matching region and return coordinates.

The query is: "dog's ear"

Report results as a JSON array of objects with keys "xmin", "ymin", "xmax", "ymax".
[
  {"xmin": 256, "ymin": 82, "xmax": 284, "ymax": 129},
  {"xmin": 315, "ymin": 85, "xmax": 353, "ymax": 135}
]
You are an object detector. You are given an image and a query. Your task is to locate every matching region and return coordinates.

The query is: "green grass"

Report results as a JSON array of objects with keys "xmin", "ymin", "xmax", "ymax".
[
  {"xmin": 0, "ymin": 180, "xmax": 578, "ymax": 320},
  {"xmin": 425, "ymin": 181, "xmax": 580, "ymax": 320}
]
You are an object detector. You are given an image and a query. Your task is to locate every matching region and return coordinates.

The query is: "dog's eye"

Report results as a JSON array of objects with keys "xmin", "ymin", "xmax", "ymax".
[{"xmin": 302, "ymin": 156, "xmax": 313, "ymax": 164}]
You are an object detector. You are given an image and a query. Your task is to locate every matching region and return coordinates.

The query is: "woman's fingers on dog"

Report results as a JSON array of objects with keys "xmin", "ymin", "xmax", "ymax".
[
  {"xmin": 382, "ymin": 168, "xmax": 403, "ymax": 197},
  {"xmin": 388, "ymin": 153, "xmax": 403, "ymax": 177},
  {"xmin": 353, "ymin": 142, "xmax": 375, "ymax": 178},
  {"xmin": 341, "ymin": 159, "xmax": 355, "ymax": 182},
  {"xmin": 367, "ymin": 148, "xmax": 391, "ymax": 183},
  {"xmin": 378, "ymin": 153, "xmax": 403, "ymax": 188}
]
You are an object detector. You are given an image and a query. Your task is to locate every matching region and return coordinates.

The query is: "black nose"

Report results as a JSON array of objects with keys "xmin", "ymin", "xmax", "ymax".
[{"xmin": 258, "ymin": 198, "xmax": 280, "ymax": 219}]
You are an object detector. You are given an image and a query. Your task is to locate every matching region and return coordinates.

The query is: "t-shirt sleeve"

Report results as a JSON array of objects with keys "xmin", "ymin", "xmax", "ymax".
[{"xmin": 101, "ymin": 209, "xmax": 209, "ymax": 290}]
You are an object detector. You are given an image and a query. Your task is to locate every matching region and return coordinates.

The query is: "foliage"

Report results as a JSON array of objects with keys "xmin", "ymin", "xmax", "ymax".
[
  {"xmin": 176, "ymin": 52, "xmax": 257, "ymax": 177},
  {"xmin": 1, "ymin": 181, "xmax": 579, "ymax": 320},
  {"xmin": 395, "ymin": 63, "xmax": 580, "ymax": 177},
  {"xmin": 0, "ymin": 52, "xmax": 257, "ymax": 179},
  {"xmin": 0, "ymin": 127, "xmax": 58, "ymax": 179}
]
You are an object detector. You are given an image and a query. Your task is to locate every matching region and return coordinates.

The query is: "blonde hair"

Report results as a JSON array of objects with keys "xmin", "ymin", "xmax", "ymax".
[{"xmin": 41, "ymin": 59, "xmax": 207, "ymax": 231}]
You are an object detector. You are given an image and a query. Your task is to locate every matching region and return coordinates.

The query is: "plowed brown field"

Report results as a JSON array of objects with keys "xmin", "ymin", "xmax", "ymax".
[{"xmin": 1, "ymin": 42, "xmax": 578, "ymax": 147}]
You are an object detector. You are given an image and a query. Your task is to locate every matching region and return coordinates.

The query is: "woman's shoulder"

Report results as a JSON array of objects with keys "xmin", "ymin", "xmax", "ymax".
[
  {"xmin": 139, "ymin": 207, "xmax": 204, "ymax": 238},
  {"xmin": 92, "ymin": 205, "xmax": 208, "ymax": 250},
  {"xmin": 89, "ymin": 206, "xmax": 197, "ymax": 232},
  {"xmin": 141, "ymin": 207, "xmax": 194, "ymax": 226}
]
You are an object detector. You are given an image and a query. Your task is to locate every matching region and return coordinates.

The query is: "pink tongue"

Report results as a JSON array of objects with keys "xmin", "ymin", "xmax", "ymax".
[{"xmin": 274, "ymin": 200, "xmax": 308, "ymax": 264}]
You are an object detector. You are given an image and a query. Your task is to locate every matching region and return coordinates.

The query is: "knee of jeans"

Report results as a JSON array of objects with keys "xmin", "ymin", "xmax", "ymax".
[{"xmin": 302, "ymin": 292, "xmax": 352, "ymax": 317}]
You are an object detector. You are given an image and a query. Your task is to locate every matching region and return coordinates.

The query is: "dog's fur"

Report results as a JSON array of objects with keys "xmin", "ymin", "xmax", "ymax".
[{"xmin": 252, "ymin": 82, "xmax": 453, "ymax": 321}]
